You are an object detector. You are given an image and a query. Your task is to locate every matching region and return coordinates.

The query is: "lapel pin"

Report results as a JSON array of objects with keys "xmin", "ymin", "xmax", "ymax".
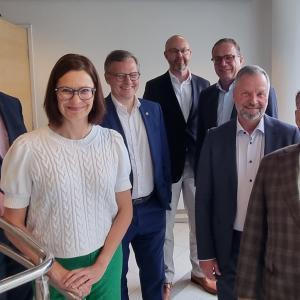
[{"xmin": 145, "ymin": 112, "xmax": 149, "ymax": 116}]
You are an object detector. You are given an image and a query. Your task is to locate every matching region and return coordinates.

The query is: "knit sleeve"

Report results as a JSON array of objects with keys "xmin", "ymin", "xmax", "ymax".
[
  {"xmin": 110, "ymin": 130, "xmax": 132, "ymax": 193},
  {"xmin": 1, "ymin": 134, "xmax": 32, "ymax": 208}
]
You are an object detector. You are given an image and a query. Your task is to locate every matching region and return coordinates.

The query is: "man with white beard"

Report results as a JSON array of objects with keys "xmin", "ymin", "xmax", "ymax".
[{"xmin": 195, "ymin": 65, "xmax": 300, "ymax": 300}]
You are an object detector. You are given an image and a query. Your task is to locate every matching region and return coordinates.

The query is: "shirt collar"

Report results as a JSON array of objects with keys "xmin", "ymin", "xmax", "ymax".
[
  {"xmin": 169, "ymin": 70, "xmax": 192, "ymax": 85},
  {"xmin": 236, "ymin": 116, "xmax": 265, "ymax": 136},
  {"xmin": 216, "ymin": 81, "xmax": 234, "ymax": 93},
  {"xmin": 111, "ymin": 94, "xmax": 141, "ymax": 113}
]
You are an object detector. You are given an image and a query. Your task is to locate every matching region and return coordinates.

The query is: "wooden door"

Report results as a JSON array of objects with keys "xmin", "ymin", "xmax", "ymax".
[{"xmin": 0, "ymin": 18, "xmax": 33, "ymax": 130}]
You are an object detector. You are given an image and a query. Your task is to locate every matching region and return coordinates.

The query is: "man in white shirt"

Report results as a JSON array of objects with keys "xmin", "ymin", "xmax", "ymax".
[
  {"xmin": 196, "ymin": 38, "xmax": 278, "ymax": 163},
  {"xmin": 101, "ymin": 50, "xmax": 172, "ymax": 300},
  {"xmin": 237, "ymin": 89, "xmax": 300, "ymax": 300},
  {"xmin": 143, "ymin": 35, "xmax": 214, "ymax": 299},
  {"xmin": 195, "ymin": 65, "xmax": 300, "ymax": 300}
]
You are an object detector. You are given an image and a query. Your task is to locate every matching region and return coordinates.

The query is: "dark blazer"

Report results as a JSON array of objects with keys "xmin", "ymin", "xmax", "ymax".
[
  {"xmin": 196, "ymin": 83, "xmax": 278, "ymax": 163},
  {"xmin": 0, "ymin": 91, "xmax": 27, "ymax": 171},
  {"xmin": 195, "ymin": 115, "xmax": 300, "ymax": 269},
  {"xmin": 237, "ymin": 144, "xmax": 300, "ymax": 299},
  {"xmin": 144, "ymin": 71, "xmax": 210, "ymax": 183},
  {"xmin": 101, "ymin": 95, "xmax": 172, "ymax": 210},
  {"xmin": 0, "ymin": 91, "xmax": 31, "ymax": 300}
]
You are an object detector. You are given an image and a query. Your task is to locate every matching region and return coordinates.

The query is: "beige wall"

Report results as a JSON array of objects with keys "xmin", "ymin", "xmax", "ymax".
[
  {"xmin": 0, "ymin": 18, "xmax": 33, "ymax": 130},
  {"xmin": 0, "ymin": 0, "xmax": 277, "ymax": 128}
]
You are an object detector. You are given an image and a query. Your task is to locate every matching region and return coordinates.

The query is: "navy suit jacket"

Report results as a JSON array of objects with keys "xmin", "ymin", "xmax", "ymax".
[
  {"xmin": 195, "ymin": 83, "xmax": 278, "ymax": 165},
  {"xmin": 195, "ymin": 115, "xmax": 300, "ymax": 269},
  {"xmin": 0, "ymin": 92, "xmax": 31, "ymax": 300},
  {"xmin": 101, "ymin": 95, "xmax": 172, "ymax": 210},
  {"xmin": 0, "ymin": 91, "xmax": 27, "ymax": 171},
  {"xmin": 144, "ymin": 71, "xmax": 210, "ymax": 183}
]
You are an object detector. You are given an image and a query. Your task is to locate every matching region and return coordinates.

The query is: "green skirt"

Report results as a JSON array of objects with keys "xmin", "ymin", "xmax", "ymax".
[{"xmin": 49, "ymin": 245, "xmax": 122, "ymax": 300}]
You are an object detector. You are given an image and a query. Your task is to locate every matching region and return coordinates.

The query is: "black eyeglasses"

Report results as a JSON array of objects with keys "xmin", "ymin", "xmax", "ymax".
[
  {"xmin": 55, "ymin": 87, "xmax": 96, "ymax": 101},
  {"xmin": 108, "ymin": 72, "xmax": 140, "ymax": 82},
  {"xmin": 211, "ymin": 54, "xmax": 238, "ymax": 65},
  {"xmin": 167, "ymin": 48, "xmax": 191, "ymax": 56}
]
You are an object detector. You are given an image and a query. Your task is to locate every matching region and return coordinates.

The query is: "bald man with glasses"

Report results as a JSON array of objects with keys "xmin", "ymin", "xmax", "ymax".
[{"xmin": 144, "ymin": 35, "xmax": 214, "ymax": 298}]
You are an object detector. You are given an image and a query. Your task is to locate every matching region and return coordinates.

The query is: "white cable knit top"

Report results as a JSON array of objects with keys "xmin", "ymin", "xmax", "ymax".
[{"xmin": 1, "ymin": 125, "xmax": 131, "ymax": 258}]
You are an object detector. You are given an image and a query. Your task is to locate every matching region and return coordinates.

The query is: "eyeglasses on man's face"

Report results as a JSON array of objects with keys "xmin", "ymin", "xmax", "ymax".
[
  {"xmin": 167, "ymin": 48, "xmax": 191, "ymax": 56},
  {"xmin": 55, "ymin": 87, "xmax": 96, "ymax": 101},
  {"xmin": 211, "ymin": 54, "xmax": 238, "ymax": 65},
  {"xmin": 108, "ymin": 72, "xmax": 140, "ymax": 82}
]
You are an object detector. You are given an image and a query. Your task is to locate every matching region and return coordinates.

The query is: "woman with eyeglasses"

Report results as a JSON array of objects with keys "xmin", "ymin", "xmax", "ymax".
[{"xmin": 1, "ymin": 53, "xmax": 132, "ymax": 299}]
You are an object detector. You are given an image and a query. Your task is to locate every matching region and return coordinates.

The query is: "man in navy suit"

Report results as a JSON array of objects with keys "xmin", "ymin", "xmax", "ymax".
[
  {"xmin": 143, "ymin": 35, "xmax": 215, "ymax": 298},
  {"xmin": 196, "ymin": 38, "xmax": 278, "ymax": 162},
  {"xmin": 101, "ymin": 50, "xmax": 172, "ymax": 300},
  {"xmin": 0, "ymin": 91, "xmax": 32, "ymax": 300},
  {"xmin": 195, "ymin": 65, "xmax": 300, "ymax": 300}
]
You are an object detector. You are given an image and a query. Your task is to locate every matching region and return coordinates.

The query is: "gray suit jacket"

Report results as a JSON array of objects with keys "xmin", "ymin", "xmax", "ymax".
[{"xmin": 237, "ymin": 144, "xmax": 300, "ymax": 300}]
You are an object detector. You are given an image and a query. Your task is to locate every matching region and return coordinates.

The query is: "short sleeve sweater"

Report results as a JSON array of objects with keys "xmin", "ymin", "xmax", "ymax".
[{"xmin": 1, "ymin": 125, "xmax": 131, "ymax": 258}]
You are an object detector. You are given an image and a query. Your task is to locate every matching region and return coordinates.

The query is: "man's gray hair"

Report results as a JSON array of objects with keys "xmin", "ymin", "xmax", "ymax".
[
  {"xmin": 104, "ymin": 50, "xmax": 139, "ymax": 73},
  {"xmin": 234, "ymin": 65, "xmax": 270, "ymax": 90},
  {"xmin": 212, "ymin": 38, "xmax": 241, "ymax": 56}
]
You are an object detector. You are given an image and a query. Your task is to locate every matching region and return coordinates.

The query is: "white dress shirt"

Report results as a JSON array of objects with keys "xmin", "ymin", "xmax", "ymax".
[
  {"xmin": 111, "ymin": 95, "xmax": 154, "ymax": 199},
  {"xmin": 169, "ymin": 71, "xmax": 192, "ymax": 122},
  {"xmin": 235, "ymin": 118, "xmax": 265, "ymax": 231},
  {"xmin": 216, "ymin": 82, "xmax": 235, "ymax": 126}
]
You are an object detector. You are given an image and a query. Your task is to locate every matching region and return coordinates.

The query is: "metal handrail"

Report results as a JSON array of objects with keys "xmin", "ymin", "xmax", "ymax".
[{"xmin": 0, "ymin": 217, "xmax": 81, "ymax": 299}]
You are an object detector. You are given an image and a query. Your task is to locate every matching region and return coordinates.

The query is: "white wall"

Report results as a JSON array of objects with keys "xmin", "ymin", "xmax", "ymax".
[
  {"xmin": 271, "ymin": 0, "xmax": 300, "ymax": 123},
  {"xmin": 0, "ymin": 0, "xmax": 273, "ymax": 127}
]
